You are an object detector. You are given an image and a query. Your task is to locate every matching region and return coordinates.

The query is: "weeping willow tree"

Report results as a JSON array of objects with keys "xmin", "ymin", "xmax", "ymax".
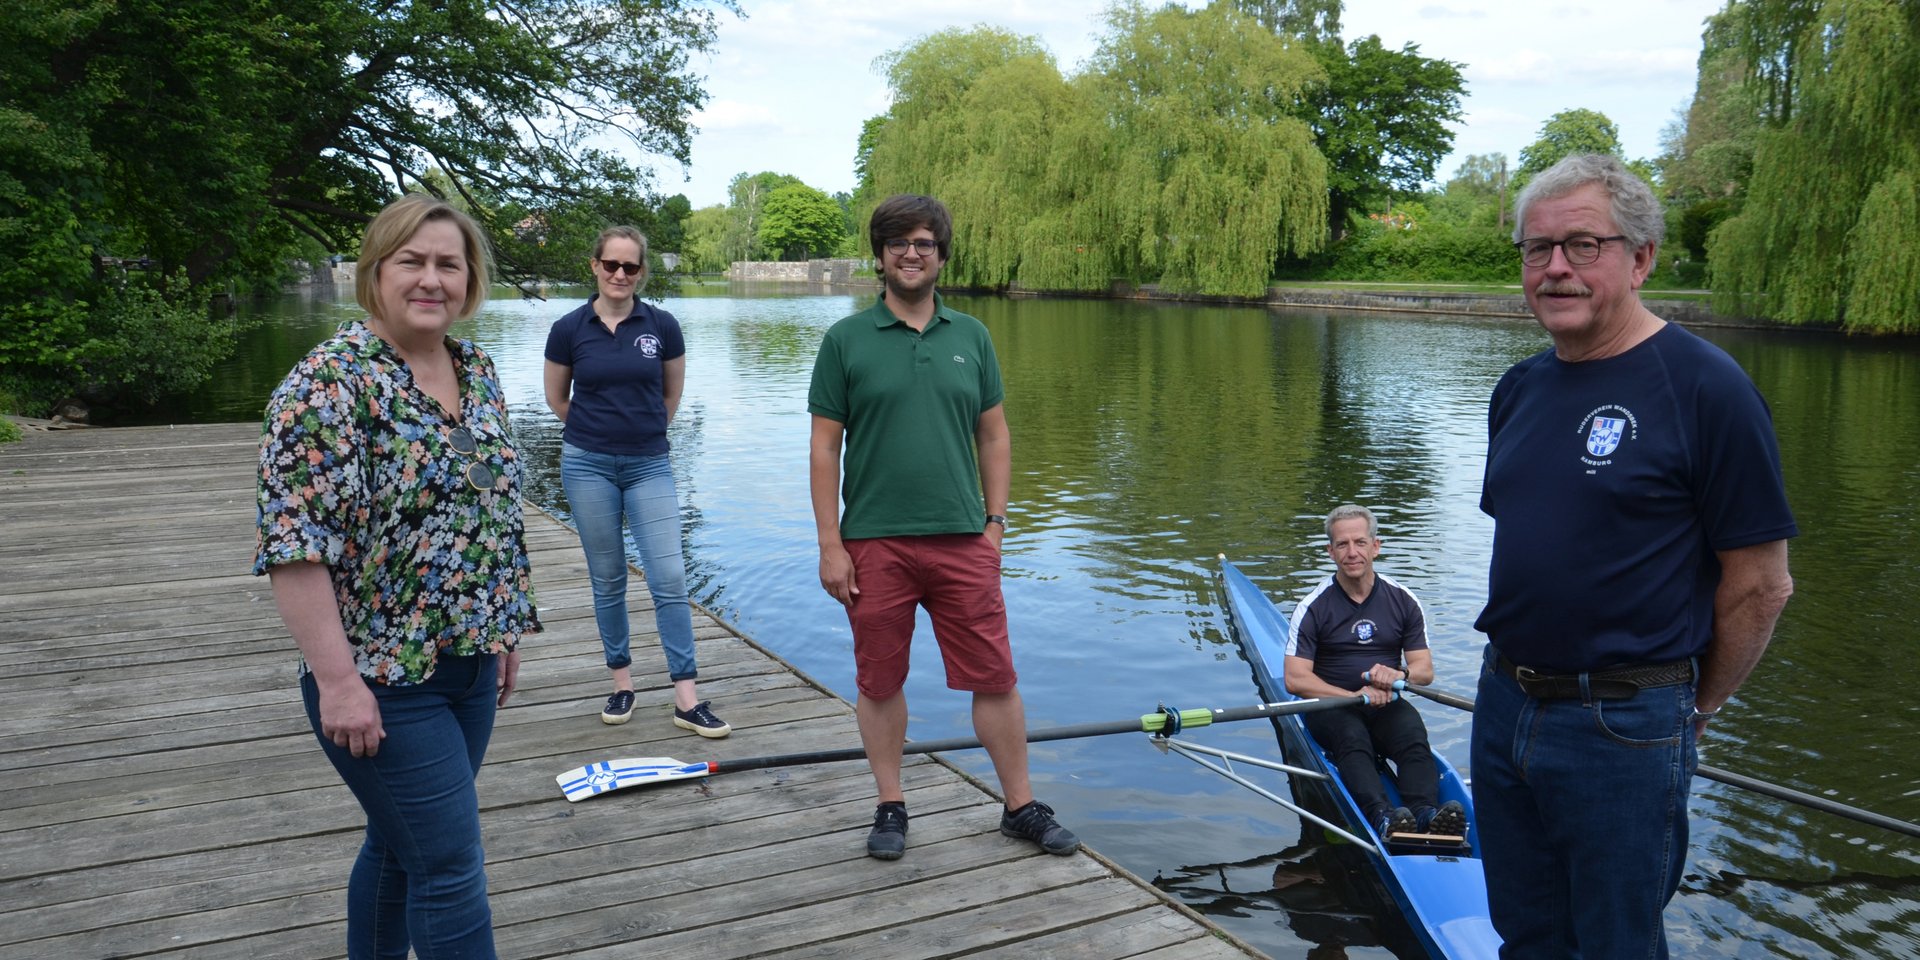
[
  {"xmin": 1082, "ymin": 1, "xmax": 1327, "ymax": 296},
  {"xmin": 1710, "ymin": 0, "xmax": 1920, "ymax": 332},
  {"xmin": 863, "ymin": 5, "xmax": 1325, "ymax": 297},
  {"xmin": 866, "ymin": 28, "xmax": 1069, "ymax": 289}
]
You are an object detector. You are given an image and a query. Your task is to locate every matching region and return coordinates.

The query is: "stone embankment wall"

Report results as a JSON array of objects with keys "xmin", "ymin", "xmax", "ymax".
[{"xmin": 728, "ymin": 259, "xmax": 868, "ymax": 283}]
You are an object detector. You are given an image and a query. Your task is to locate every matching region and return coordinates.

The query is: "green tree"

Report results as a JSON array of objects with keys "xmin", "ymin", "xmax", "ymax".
[
  {"xmin": 1515, "ymin": 109, "xmax": 1626, "ymax": 189},
  {"xmin": 1299, "ymin": 34, "xmax": 1466, "ymax": 234},
  {"xmin": 757, "ymin": 184, "xmax": 846, "ymax": 260},
  {"xmin": 1082, "ymin": 1, "xmax": 1327, "ymax": 295},
  {"xmin": 1, "ymin": 0, "xmax": 733, "ymax": 412},
  {"xmin": 722, "ymin": 171, "xmax": 804, "ymax": 261},
  {"xmin": 1711, "ymin": 0, "xmax": 1920, "ymax": 332},
  {"xmin": 681, "ymin": 204, "xmax": 731, "ymax": 273},
  {"xmin": 1428, "ymin": 153, "xmax": 1510, "ymax": 229},
  {"xmin": 1233, "ymin": 0, "xmax": 1343, "ymax": 43}
]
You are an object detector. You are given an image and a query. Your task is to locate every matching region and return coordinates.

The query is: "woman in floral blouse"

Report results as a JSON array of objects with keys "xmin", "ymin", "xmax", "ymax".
[{"xmin": 255, "ymin": 194, "xmax": 539, "ymax": 960}]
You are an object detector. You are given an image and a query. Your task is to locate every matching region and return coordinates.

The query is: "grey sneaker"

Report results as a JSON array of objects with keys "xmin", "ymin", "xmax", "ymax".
[
  {"xmin": 673, "ymin": 700, "xmax": 731, "ymax": 738},
  {"xmin": 867, "ymin": 802, "xmax": 908, "ymax": 860},
  {"xmin": 600, "ymin": 690, "xmax": 635, "ymax": 725},
  {"xmin": 1000, "ymin": 800, "xmax": 1079, "ymax": 855}
]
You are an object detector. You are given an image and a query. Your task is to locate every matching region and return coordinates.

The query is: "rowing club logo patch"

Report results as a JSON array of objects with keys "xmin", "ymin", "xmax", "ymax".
[
  {"xmin": 634, "ymin": 333, "xmax": 662, "ymax": 357},
  {"xmin": 1578, "ymin": 404, "xmax": 1638, "ymax": 469},
  {"xmin": 1352, "ymin": 619, "xmax": 1378, "ymax": 644},
  {"xmin": 1587, "ymin": 417, "xmax": 1626, "ymax": 456}
]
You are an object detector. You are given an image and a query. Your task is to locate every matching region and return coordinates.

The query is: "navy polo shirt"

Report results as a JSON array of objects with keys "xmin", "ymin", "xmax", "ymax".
[
  {"xmin": 544, "ymin": 297, "xmax": 686, "ymax": 456},
  {"xmin": 1475, "ymin": 324, "xmax": 1797, "ymax": 671}
]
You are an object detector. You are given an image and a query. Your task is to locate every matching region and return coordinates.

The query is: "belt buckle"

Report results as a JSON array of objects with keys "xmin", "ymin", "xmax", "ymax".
[{"xmin": 1514, "ymin": 665, "xmax": 1546, "ymax": 683}]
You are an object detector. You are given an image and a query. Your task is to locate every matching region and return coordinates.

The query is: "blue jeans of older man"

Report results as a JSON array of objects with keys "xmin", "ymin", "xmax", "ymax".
[
  {"xmin": 303, "ymin": 653, "xmax": 499, "ymax": 960},
  {"xmin": 560, "ymin": 443, "xmax": 698, "ymax": 680},
  {"xmin": 1470, "ymin": 646, "xmax": 1698, "ymax": 960}
]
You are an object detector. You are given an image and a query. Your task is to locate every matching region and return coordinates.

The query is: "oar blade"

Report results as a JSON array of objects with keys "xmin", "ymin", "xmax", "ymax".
[{"xmin": 555, "ymin": 757, "xmax": 713, "ymax": 802}]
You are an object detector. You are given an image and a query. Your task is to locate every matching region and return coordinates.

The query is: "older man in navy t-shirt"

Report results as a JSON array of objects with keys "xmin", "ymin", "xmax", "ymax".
[{"xmin": 1474, "ymin": 154, "xmax": 1796, "ymax": 959}]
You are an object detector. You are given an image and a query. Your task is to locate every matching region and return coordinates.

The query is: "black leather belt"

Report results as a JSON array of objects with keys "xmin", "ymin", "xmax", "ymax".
[{"xmin": 1494, "ymin": 652, "xmax": 1694, "ymax": 700}]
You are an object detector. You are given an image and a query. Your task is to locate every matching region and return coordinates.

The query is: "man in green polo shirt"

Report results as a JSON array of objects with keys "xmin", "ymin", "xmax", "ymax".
[{"xmin": 808, "ymin": 194, "xmax": 1079, "ymax": 861}]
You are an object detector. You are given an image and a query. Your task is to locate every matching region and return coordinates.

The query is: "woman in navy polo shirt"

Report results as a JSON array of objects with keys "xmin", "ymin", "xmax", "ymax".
[{"xmin": 543, "ymin": 226, "xmax": 728, "ymax": 737}]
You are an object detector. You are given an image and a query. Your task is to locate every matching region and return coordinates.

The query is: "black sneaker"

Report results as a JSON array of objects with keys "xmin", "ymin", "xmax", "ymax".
[
  {"xmin": 600, "ymin": 690, "xmax": 635, "ymax": 725},
  {"xmin": 1425, "ymin": 800, "xmax": 1467, "ymax": 837},
  {"xmin": 1376, "ymin": 806, "xmax": 1417, "ymax": 838},
  {"xmin": 672, "ymin": 700, "xmax": 731, "ymax": 738},
  {"xmin": 867, "ymin": 802, "xmax": 908, "ymax": 860},
  {"xmin": 1000, "ymin": 800, "xmax": 1080, "ymax": 855}
]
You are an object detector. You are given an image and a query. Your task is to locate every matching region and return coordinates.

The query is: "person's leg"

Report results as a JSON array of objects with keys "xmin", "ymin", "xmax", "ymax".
[
  {"xmin": 303, "ymin": 656, "xmax": 499, "ymax": 960},
  {"xmin": 559, "ymin": 444, "xmax": 633, "ymax": 683},
  {"xmin": 920, "ymin": 534, "xmax": 1031, "ymax": 804},
  {"xmin": 843, "ymin": 537, "xmax": 922, "ymax": 804},
  {"xmin": 1472, "ymin": 651, "xmax": 1578, "ymax": 960},
  {"xmin": 1553, "ymin": 681, "xmax": 1694, "ymax": 959},
  {"xmin": 1368, "ymin": 697, "xmax": 1440, "ymax": 814},
  {"xmin": 620, "ymin": 454, "xmax": 699, "ymax": 699},
  {"xmin": 305, "ymin": 674, "xmax": 409, "ymax": 959},
  {"xmin": 1304, "ymin": 705, "xmax": 1394, "ymax": 820}
]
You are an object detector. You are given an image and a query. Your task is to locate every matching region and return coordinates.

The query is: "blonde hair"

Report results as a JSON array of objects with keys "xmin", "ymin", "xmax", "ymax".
[{"xmin": 354, "ymin": 194, "xmax": 491, "ymax": 322}]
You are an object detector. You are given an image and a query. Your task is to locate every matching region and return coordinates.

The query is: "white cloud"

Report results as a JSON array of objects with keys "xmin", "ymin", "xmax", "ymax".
[{"xmin": 692, "ymin": 100, "xmax": 780, "ymax": 132}]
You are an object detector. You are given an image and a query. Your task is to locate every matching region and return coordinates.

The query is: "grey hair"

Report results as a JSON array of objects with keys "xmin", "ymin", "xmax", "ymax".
[
  {"xmin": 1512, "ymin": 153, "xmax": 1664, "ymax": 251},
  {"xmin": 1325, "ymin": 504, "xmax": 1377, "ymax": 541}
]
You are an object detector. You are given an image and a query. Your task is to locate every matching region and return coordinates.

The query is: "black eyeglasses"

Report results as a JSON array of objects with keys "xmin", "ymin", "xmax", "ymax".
[
  {"xmin": 883, "ymin": 238, "xmax": 939, "ymax": 257},
  {"xmin": 447, "ymin": 426, "xmax": 497, "ymax": 493},
  {"xmin": 1515, "ymin": 235, "xmax": 1629, "ymax": 268},
  {"xmin": 595, "ymin": 258, "xmax": 644, "ymax": 276}
]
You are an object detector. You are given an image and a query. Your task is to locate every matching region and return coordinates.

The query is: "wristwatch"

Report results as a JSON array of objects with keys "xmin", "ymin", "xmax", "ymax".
[
  {"xmin": 1690, "ymin": 705, "xmax": 1719, "ymax": 722},
  {"xmin": 984, "ymin": 514, "xmax": 1008, "ymax": 529}
]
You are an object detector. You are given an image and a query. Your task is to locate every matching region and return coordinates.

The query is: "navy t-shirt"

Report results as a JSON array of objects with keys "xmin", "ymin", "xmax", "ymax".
[
  {"xmin": 544, "ymin": 297, "xmax": 686, "ymax": 456},
  {"xmin": 1474, "ymin": 323, "xmax": 1797, "ymax": 671},
  {"xmin": 1288, "ymin": 573, "xmax": 1429, "ymax": 687}
]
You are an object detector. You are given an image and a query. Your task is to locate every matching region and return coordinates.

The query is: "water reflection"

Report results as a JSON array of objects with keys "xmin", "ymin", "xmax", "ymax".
[{"xmin": 147, "ymin": 287, "xmax": 1919, "ymax": 960}]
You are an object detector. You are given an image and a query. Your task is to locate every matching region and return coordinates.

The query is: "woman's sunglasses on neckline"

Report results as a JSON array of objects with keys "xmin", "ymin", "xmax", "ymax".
[{"xmin": 447, "ymin": 426, "xmax": 498, "ymax": 493}]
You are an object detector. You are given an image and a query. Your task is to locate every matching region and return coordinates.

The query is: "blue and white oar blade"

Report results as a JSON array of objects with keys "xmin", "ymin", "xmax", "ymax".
[{"xmin": 555, "ymin": 757, "xmax": 713, "ymax": 802}]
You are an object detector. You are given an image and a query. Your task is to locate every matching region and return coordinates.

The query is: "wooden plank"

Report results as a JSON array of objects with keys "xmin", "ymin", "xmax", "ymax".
[{"xmin": 0, "ymin": 423, "xmax": 1262, "ymax": 960}]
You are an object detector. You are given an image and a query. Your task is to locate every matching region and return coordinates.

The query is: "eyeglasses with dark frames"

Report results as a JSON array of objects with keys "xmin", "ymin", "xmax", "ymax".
[
  {"xmin": 1515, "ymin": 235, "xmax": 1629, "ymax": 268},
  {"xmin": 883, "ymin": 238, "xmax": 939, "ymax": 257},
  {"xmin": 447, "ymin": 426, "xmax": 498, "ymax": 493},
  {"xmin": 594, "ymin": 258, "xmax": 644, "ymax": 276}
]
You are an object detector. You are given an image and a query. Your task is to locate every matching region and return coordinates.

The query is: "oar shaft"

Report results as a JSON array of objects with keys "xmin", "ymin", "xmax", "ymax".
[
  {"xmin": 1398, "ymin": 682, "xmax": 1920, "ymax": 840},
  {"xmin": 711, "ymin": 695, "xmax": 1363, "ymax": 776}
]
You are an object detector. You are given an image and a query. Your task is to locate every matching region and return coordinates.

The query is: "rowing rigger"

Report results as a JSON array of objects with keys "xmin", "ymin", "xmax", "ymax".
[{"xmin": 554, "ymin": 695, "xmax": 1367, "ymax": 802}]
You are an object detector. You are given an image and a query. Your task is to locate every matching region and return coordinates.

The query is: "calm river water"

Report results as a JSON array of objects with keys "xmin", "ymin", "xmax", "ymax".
[{"xmin": 139, "ymin": 284, "xmax": 1918, "ymax": 959}]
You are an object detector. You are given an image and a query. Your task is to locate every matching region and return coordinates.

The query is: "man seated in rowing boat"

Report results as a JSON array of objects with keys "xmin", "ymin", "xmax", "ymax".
[{"xmin": 1285, "ymin": 504, "xmax": 1465, "ymax": 840}]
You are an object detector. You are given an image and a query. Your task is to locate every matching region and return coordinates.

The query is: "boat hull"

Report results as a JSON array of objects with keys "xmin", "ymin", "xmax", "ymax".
[{"xmin": 1220, "ymin": 559, "xmax": 1501, "ymax": 960}]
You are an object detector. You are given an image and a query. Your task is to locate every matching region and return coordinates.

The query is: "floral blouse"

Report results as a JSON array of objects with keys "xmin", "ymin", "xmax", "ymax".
[{"xmin": 254, "ymin": 320, "xmax": 541, "ymax": 684}]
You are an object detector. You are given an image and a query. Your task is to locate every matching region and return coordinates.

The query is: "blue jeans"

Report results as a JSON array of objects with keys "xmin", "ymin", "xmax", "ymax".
[
  {"xmin": 559, "ymin": 443, "xmax": 698, "ymax": 680},
  {"xmin": 302, "ymin": 654, "xmax": 499, "ymax": 960},
  {"xmin": 1470, "ymin": 646, "xmax": 1697, "ymax": 959}
]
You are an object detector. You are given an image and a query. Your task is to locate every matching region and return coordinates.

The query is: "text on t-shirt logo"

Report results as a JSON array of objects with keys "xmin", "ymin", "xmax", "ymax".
[
  {"xmin": 635, "ymin": 333, "xmax": 661, "ymax": 357},
  {"xmin": 952, "ymin": 355, "xmax": 966, "ymax": 364},
  {"xmin": 1351, "ymin": 619, "xmax": 1378, "ymax": 644}
]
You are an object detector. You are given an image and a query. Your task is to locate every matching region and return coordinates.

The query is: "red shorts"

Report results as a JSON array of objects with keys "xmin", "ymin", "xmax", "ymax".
[{"xmin": 842, "ymin": 534, "xmax": 1016, "ymax": 699}]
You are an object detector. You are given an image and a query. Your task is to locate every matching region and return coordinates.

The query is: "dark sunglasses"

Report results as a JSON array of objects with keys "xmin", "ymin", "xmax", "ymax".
[
  {"xmin": 595, "ymin": 258, "xmax": 644, "ymax": 276},
  {"xmin": 447, "ymin": 426, "xmax": 498, "ymax": 493}
]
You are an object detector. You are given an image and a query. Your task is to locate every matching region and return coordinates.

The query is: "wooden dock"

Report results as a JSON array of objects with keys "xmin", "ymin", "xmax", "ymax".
[{"xmin": 0, "ymin": 423, "xmax": 1258, "ymax": 960}]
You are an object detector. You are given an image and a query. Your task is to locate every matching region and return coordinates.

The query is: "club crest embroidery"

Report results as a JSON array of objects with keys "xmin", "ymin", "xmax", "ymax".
[
  {"xmin": 634, "ymin": 333, "xmax": 661, "ymax": 357},
  {"xmin": 1587, "ymin": 416, "xmax": 1626, "ymax": 456},
  {"xmin": 1352, "ymin": 619, "xmax": 1378, "ymax": 644}
]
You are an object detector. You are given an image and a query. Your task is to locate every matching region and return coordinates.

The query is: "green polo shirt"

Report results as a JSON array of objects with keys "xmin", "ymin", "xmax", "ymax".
[{"xmin": 808, "ymin": 292, "xmax": 1005, "ymax": 539}]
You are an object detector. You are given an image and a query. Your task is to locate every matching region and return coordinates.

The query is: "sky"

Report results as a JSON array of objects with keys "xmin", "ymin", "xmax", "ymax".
[{"xmin": 656, "ymin": 0, "xmax": 1727, "ymax": 209}]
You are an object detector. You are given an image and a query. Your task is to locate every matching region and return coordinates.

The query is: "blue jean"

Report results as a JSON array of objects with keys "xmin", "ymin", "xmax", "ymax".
[
  {"xmin": 1470, "ymin": 645, "xmax": 1697, "ymax": 960},
  {"xmin": 559, "ymin": 443, "xmax": 697, "ymax": 680},
  {"xmin": 302, "ymin": 653, "xmax": 499, "ymax": 960}
]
